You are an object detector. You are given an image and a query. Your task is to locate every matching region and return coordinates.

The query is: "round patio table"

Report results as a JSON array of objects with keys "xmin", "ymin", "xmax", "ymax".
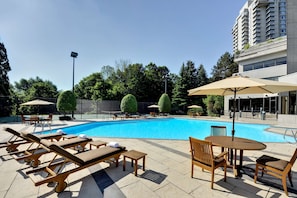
[{"xmin": 205, "ymin": 136, "xmax": 266, "ymax": 177}]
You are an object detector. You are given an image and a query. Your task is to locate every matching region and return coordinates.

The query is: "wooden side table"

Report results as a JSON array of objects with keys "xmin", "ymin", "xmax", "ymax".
[
  {"xmin": 122, "ymin": 150, "xmax": 147, "ymax": 176},
  {"xmin": 89, "ymin": 140, "xmax": 107, "ymax": 150}
]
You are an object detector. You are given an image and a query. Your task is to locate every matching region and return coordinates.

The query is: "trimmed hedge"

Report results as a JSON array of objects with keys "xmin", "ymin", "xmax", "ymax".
[{"xmin": 120, "ymin": 94, "xmax": 138, "ymax": 113}]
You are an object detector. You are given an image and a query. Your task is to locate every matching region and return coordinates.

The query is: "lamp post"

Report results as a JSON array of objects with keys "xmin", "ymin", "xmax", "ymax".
[
  {"xmin": 163, "ymin": 74, "xmax": 169, "ymax": 93},
  {"xmin": 70, "ymin": 51, "xmax": 78, "ymax": 119}
]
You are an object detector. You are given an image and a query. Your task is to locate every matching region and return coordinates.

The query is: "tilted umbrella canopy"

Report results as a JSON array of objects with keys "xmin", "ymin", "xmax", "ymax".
[
  {"xmin": 188, "ymin": 75, "xmax": 297, "ymax": 140},
  {"xmin": 21, "ymin": 99, "xmax": 54, "ymax": 106}
]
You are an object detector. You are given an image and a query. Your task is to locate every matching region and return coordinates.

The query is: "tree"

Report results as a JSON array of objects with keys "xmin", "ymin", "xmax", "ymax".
[
  {"xmin": 143, "ymin": 63, "xmax": 172, "ymax": 101},
  {"xmin": 56, "ymin": 90, "xmax": 76, "ymax": 118},
  {"xmin": 14, "ymin": 77, "xmax": 58, "ymax": 100},
  {"xmin": 158, "ymin": 93, "xmax": 171, "ymax": 113},
  {"xmin": 203, "ymin": 95, "xmax": 224, "ymax": 116},
  {"xmin": 171, "ymin": 61, "xmax": 198, "ymax": 113},
  {"xmin": 0, "ymin": 42, "xmax": 12, "ymax": 116},
  {"xmin": 75, "ymin": 72, "xmax": 111, "ymax": 100},
  {"xmin": 210, "ymin": 52, "xmax": 238, "ymax": 82},
  {"xmin": 197, "ymin": 64, "xmax": 208, "ymax": 87},
  {"xmin": 101, "ymin": 65, "xmax": 115, "ymax": 80},
  {"xmin": 120, "ymin": 94, "xmax": 138, "ymax": 113}
]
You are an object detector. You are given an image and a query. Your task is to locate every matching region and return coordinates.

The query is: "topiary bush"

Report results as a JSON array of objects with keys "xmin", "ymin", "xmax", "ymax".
[
  {"xmin": 120, "ymin": 94, "xmax": 138, "ymax": 113},
  {"xmin": 57, "ymin": 90, "xmax": 76, "ymax": 119},
  {"xmin": 158, "ymin": 93, "xmax": 171, "ymax": 113}
]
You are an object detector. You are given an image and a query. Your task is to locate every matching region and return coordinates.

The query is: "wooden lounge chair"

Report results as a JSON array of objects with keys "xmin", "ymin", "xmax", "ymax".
[
  {"xmin": 1, "ymin": 127, "xmax": 64, "ymax": 152},
  {"xmin": 26, "ymin": 139, "xmax": 126, "ymax": 193},
  {"xmin": 189, "ymin": 137, "xmax": 228, "ymax": 189},
  {"xmin": 11, "ymin": 131, "xmax": 92, "ymax": 167},
  {"xmin": 254, "ymin": 148, "xmax": 297, "ymax": 196}
]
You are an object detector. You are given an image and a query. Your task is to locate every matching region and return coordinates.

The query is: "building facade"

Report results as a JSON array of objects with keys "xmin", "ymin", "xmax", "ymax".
[{"xmin": 230, "ymin": 0, "xmax": 297, "ymax": 122}]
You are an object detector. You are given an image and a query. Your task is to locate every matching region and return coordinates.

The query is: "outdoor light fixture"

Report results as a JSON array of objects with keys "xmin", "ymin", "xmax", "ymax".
[
  {"xmin": 70, "ymin": 51, "xmax": 78, "ymax": 92},
  {"xmin": 70, "ymin": 51, "xmax": 78, "ymax": 118}
]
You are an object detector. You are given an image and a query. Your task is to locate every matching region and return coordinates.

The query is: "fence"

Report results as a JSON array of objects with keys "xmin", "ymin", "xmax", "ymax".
[{"xmin": 13, "ymin": 98, "xmax": 155, "ymax": 120}]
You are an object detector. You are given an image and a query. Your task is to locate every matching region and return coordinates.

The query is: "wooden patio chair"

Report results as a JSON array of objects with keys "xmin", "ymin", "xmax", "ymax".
[
  {"xmin": 20, "ymin": 114, "xmax": 30, "ymax": 125},
  {"xmin": 254, "ymin": 148, "xmax": 297, "ymax": 196},
  {"xmin": 189, "ymin": 137, "xmax": 228, "ymax": 189}
]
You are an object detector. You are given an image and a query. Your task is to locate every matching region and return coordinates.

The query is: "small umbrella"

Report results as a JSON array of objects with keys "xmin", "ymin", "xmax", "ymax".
[
  {"xmin": 187, "ymin": 105, "xmax": 202, "ymax": 108},
  {"xmin": 188, "ymin": 74, "xmax": 297, "ymax": 140},
  {"xmin": 148, "ymin": 104, "xmax": 160, "ymax": 108}
]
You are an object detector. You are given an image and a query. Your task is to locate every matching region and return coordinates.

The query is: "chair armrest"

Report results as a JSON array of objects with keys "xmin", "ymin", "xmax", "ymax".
[{"xmin": 216, "ymin": 151, "xmax": 228, "ymax": 159}]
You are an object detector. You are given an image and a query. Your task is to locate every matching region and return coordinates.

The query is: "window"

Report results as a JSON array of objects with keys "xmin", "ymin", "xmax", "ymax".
[{"xmin": 243, "ymin": 57, "xmax": 287, "ymax": 71}]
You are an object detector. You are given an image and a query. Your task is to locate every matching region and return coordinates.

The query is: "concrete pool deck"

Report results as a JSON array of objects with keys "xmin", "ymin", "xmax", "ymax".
[{"xmin": 0, "ymin": 117, "xmax": 296, "ymax": 197}]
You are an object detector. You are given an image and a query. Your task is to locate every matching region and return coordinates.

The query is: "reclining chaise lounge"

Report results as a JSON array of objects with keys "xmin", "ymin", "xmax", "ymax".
[
  {"xmin": 10, "ymin": 130, "xmax": 93, "ymax": 167},
  {"xmin": 26, "ymin": 139, "xmax": 126, "ymax": 193},
  {"xmin": 1, "ymin": 127, "xmax": 65, "ymax": 152}
]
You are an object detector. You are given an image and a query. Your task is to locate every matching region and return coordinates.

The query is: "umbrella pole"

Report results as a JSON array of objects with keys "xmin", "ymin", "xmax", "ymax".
[{"xmin": 232, "ymin": 90, "xmax": 237, "ymax": 141}]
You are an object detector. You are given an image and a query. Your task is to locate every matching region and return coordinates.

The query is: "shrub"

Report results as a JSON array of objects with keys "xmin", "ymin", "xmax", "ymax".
[
  {"xmin": 56, "ymin": 90, "xmax": 76, "ymax": 116},
  {"xmin": 158, "ymin": 93, "xmax": 171, "ymax": 113},
  {"xmin": 120, "ymin": 94, "xmax": 137, "ymax": 113},
  {"xmin": 187, "ymin": 107, "xmax": 203, "ymax": 116}
]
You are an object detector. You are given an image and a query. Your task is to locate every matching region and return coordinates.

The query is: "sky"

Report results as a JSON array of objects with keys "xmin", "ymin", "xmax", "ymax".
[{"xmin": 1, "ymin": 0, "xmax": 247, "ymax": 91}]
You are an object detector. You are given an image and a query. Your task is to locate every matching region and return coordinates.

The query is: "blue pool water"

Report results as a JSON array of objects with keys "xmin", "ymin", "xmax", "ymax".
[{"xmin": 49, "ymin": 118, "xmax": 294, "ymax": 142}]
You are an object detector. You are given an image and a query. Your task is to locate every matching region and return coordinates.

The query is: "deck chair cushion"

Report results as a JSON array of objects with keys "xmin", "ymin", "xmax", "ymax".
[
  {"xmin": 256, "ymin": 155, "xmax": 289, "ymax": 170},
  {"xmin": 46, "ymin": 140, "xmax": 125, "ymax": 166},
  {"xmin": 47, "ymin": 137, "xmax": 91, "ymax": 147},
  {"xmin": 214, "ymin": 156, "xmax": 226, "ymax": 165},
  {"xmin": 45, "ymin": 141, "xmax": 85, "ymax": 165},
  {"xmin": 22, "ymin": 132, "xmax": 41, "ymax": 143},
  {"xmin": 75, "ymin": 146, "xmax": 125, "ymax": 165},
  {"xmin": 21, "ymin": 132, "xmax": 65, "ymax": 143}
]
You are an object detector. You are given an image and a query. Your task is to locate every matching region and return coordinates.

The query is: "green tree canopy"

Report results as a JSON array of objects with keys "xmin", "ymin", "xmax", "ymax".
[
  {"xmin": 171, "ymin": 60, "xmax": 198, "ymax": 113},
  {"xmin": 75, "ymin": 72, "xmax": 111, "ymax": 100},
  {"xmin": 210, "ymin": 52, "xmax": 238, "ymax": 82},
  {"xmin": 14, "ymin": 77, "xmax": 58, "ymax": 101},
  {"xmin": 0, "ymin": 42, "xmax": 12, "ymax": 116}
]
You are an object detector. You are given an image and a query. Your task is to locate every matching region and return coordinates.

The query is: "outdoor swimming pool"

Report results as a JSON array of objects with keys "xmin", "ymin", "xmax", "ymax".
[{"xmin": 50, "ymin": 118, "xmax": 294, "ymax": 142}]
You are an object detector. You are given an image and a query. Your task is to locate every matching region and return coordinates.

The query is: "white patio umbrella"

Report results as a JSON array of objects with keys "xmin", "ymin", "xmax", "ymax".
[
  {"xmin": 188, "ymin": 74, "xmax": 297, "ymax": 140},
  {"xmin": 21, "ymin": 99, "xmax": 54, "ymax": 106},
  {"xmin": 21, "ymin": 99, "xmax": 55, "ymax": 114}
]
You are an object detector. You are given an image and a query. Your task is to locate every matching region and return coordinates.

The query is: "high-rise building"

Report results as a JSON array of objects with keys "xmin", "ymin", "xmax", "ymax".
[
  {"xmin": 232, "ymin": 0, "xmax": 287, "ymax": 52},
  {"xmin": 228, "ymin": 0, "xmax": 297, "ymax": 124}
]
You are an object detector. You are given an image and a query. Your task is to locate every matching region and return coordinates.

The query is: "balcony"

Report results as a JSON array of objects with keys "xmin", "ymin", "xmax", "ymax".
[{"xmin": 255, "ymin": 0, "xmax": 269, "ymax": 8}]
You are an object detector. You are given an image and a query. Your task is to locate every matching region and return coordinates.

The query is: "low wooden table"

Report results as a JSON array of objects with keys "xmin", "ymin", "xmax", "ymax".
[
  {"xmin": 89, "ymin": 140, "xmax": 107, "ymax": 150},
  {"xmin": 122, "ymin": 150, "xmax": 147, "ymax": 176}
]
